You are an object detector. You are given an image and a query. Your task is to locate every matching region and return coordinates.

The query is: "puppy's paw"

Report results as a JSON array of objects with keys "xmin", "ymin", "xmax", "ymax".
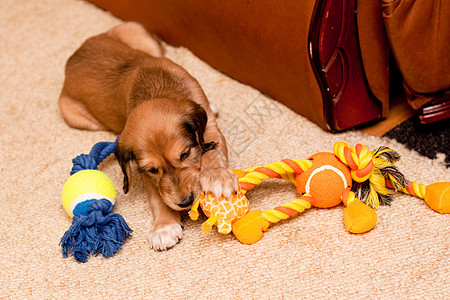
[
  {"xmin": 200, "ymin": 167, "xmax": 239, "ymax": 198},
  {"xmin": 148, "ymin": 223, "xmax": 183, "ymax": 251}
]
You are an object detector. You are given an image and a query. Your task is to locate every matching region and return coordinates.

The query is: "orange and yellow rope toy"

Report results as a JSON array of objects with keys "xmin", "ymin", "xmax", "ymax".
[{"xmin": 189, "ymin": 142, "xmax": 450, "ymax": 245}]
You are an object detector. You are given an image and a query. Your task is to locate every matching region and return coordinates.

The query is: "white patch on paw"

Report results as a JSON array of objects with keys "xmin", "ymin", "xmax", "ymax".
[{"xmin": 148, "ymin": 223, "xmax": 183, "ymax": 251}]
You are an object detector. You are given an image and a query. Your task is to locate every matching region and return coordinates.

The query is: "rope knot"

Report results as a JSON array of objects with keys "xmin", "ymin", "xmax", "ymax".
[
  {"xmin": 71, "ymin": 154, "xmax": 98, "ymax": 175},
  {"xmin": 88, "ymin": 198, "xmax": 114, "ymax": 215},
  {"xmin": 333, "ymin": 142, "xmax": 373, "ymax": 182},
  {"xmin": 61, "ymin": 198, "xmax": 132, "ymax": 263}
]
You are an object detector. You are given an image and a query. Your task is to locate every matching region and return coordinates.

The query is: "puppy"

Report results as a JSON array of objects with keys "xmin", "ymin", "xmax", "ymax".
[{"xmin": 58, "ymin": 22, "xmax": 238, "ymax": 250}]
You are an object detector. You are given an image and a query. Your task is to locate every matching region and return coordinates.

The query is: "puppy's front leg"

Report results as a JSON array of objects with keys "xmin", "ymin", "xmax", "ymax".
[
  {"xmin": 144, "ymin": 176, "xmax": 183, "ymax": 250},
  {"xmin": 200, "ymin": 122, "xmax": 239, "ymax": 198}
]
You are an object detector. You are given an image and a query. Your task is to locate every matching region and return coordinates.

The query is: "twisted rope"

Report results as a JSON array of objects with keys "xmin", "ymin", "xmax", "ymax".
[
  {"xmin": 60, "ymin": 199, "xmax": 132, "ymax": 263},
  {"xmin": 238, "ymin": 159, "xmax": 312, "ymax": 192},
  {"xmin": 61, "ymin": 136, "xmax": 133, "ymax": 263},
  {"xmin": 386, "ymin": 179, "xmax": 426, "ymax": 199},
  {"xmin": 235, "ymin": 159, "xmax": 314, "ymax": 224},
  {"xmin": 262, "ymin": 198, "xmax": 312, "ymax": 224},
  {"xmin": 70, "ymin": 137, "xmax": 119, "ymax": 175},
  {"xmin": 333, "ymin": 142, "xmax": 373, "ymax": 182}
]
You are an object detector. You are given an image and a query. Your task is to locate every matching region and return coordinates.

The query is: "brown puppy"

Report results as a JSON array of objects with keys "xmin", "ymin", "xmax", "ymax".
[{"xmin": 59, "ymin": 22, "xmax": 238, "ymax": 250}]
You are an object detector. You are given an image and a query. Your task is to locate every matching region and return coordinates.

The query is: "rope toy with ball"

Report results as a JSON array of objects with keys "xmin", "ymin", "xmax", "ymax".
[
  {"xmin": 60, "ymin": 138, "xmax": 132, "ymax": 263},
  {"xmin": 189, "ymin": 142, "xmax": 450, "ymax": 245}
]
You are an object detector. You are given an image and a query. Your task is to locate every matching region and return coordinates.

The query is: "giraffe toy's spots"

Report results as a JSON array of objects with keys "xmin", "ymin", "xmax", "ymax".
[{"xmin": 192, "ymin": 190, "xmax": 250, "ymax": 234}]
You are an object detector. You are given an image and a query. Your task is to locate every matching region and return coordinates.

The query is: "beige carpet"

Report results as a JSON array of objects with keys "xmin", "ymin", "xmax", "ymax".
[{"xmin": 1, "ymin": 0, "xmax": 449, "ymax": 298}]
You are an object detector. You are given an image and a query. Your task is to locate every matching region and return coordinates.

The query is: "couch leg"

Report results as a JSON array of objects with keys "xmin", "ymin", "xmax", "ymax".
[{"xmin": 308, "ymin": 0, "xmax": 382, "ymax": 131}]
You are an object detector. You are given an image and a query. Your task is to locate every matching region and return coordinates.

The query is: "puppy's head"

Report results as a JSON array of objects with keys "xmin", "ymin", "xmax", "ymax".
[{"xmin": 115, "ymin": 98, "xmax": 216, "ymax": 210}]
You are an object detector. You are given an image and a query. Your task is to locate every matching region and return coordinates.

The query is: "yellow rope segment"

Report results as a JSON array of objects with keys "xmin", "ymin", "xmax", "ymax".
[
  {"xmin": 284, "ymin": 198, "xmax": 312, "ymax": 211},
  {"xmin": 292, "ymin": 159, "xmax": 313, "ymax": 171},
  {"xmin": 238, "ymin": 171, "xmax": 270, "ymax": 185},
  {"xmin": 237, "ymin": 159, "xmax": 314, "ymax": 223},
  {"xmin": 264, "ymin": 161, "xmax": 295, "ymax": 183},
  {"xmin": 351, "ymin": 170, "xmax": 371, "ymax": 183},
  {"xmin": 400, "ymin": 181, "xmax": 426, "ymax": 199},
  {"xmin": 333, "ymin": 142, "xmax": 373, "ymax": 171},
  {"xmin": 262, "ymin": 199, "xmax": 311, "ymax": 224},
  {"xmin": 357, "ymin": 146, "xmax": 372, "ymax": 170},
  {"xmin": 240, "ymin": 159, "xmax": 310, "ymax": 188},
  {"xmin": 333, "ymin": 142, "xmax": 375, "ymax": 183},
  {"xmin": 244, "ymin": 166, "xmax": 260, "ymax": 173},
  {"xmin": 333, "ymin": 142, "xmax": 350, "ymax": 164},
  {"xmin": 263, "ymin": 210, "xmax": 291, "ymax": 223},
  {"xmin": 412, "ymin": 182, "xmax": 426, "ymax": 198}
]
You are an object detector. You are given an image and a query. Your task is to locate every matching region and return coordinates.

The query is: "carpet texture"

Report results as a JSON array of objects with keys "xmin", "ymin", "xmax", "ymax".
[{"xmin": 1, "ymin": 1, "xmax": 449, "ymax": 298}]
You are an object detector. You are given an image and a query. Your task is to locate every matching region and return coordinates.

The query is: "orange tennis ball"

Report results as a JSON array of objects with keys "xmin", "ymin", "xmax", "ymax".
[{"xmin": 296, "ymin": 152, "xmax": 352, "ymax": 208}]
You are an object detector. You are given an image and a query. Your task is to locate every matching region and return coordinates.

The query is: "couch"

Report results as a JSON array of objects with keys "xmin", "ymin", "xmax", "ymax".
[{"xmin": 85, "ymin": 0, "xmax": 449, "ymax": 131}]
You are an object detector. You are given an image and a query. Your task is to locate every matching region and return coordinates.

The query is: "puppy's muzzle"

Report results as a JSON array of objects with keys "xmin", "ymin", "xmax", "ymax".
[{"xmin": 178, "ymin": 193, "xmax": 195, "ymax": 208}]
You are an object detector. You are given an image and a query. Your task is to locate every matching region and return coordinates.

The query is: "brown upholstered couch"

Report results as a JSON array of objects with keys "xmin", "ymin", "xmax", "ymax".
[{"xmin": 86, "ymin": 0, "xmax": 450, "ymax": 131}]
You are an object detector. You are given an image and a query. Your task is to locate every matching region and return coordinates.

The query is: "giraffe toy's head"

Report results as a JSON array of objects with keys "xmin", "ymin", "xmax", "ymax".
[{"xmin": 189, "ymin": 189, "xmax": 250, "ymax": 234}]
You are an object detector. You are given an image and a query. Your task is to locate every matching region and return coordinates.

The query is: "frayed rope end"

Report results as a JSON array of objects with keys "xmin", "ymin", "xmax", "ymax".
[{"xmin": 60, "ymin": 199, "xmax": 132, "ymax": 263}]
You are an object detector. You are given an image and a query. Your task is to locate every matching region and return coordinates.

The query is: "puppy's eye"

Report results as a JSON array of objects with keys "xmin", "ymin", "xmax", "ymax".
[
  {"xmin": 148, "ymin": 168, "xmax": 158, "ymax": 174},
  {"xmin": 180, "ymin": 149, "xmax": 191, "ymax": 161}
]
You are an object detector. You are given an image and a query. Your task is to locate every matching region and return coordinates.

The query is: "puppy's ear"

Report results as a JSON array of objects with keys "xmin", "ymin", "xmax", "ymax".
[
  {"xmin": 183, "ymin": 103, "xmax": 212, "ymax": 152},
  {"xmin": 115, "ymin": 136, "xmax": 134, "ymax": 194}
]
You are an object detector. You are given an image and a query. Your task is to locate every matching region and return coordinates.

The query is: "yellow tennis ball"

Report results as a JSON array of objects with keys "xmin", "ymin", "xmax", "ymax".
[{"xmin": 62, "ymin": 170, "xmax": 117, "ymax": 217}]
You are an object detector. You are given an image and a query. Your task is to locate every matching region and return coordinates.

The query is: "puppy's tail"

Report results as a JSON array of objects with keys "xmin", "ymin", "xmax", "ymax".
[{"xmin": 108, "ymin": 22, "xmax": 164, "ymax": 57}]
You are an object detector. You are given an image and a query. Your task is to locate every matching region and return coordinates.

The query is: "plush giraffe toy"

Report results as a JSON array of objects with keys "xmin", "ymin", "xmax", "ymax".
[
  {"xmin": 189, "ymin": 142, "xmax": 450, "ymax": 244},
  {"xmin": 189, "ymin": 191, "xmax": 250, "ymax": 234}
]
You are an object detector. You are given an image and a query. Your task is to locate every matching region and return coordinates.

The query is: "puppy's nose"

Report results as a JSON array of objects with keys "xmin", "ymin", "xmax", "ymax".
[{"xmin": 178, "ymin": 193, "xmax": 195, "ymax": 208}]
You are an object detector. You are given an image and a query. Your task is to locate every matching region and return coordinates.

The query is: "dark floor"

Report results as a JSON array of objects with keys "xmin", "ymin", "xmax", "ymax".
[{"xmin": 384, "ymin": 116, "xmax": 450, "ymax": 167}]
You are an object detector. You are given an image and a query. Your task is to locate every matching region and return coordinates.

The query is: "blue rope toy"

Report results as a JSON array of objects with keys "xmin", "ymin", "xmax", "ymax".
[{"xmin": 60, "ymin": 138, "xmax": 132, "ymax": 263}]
